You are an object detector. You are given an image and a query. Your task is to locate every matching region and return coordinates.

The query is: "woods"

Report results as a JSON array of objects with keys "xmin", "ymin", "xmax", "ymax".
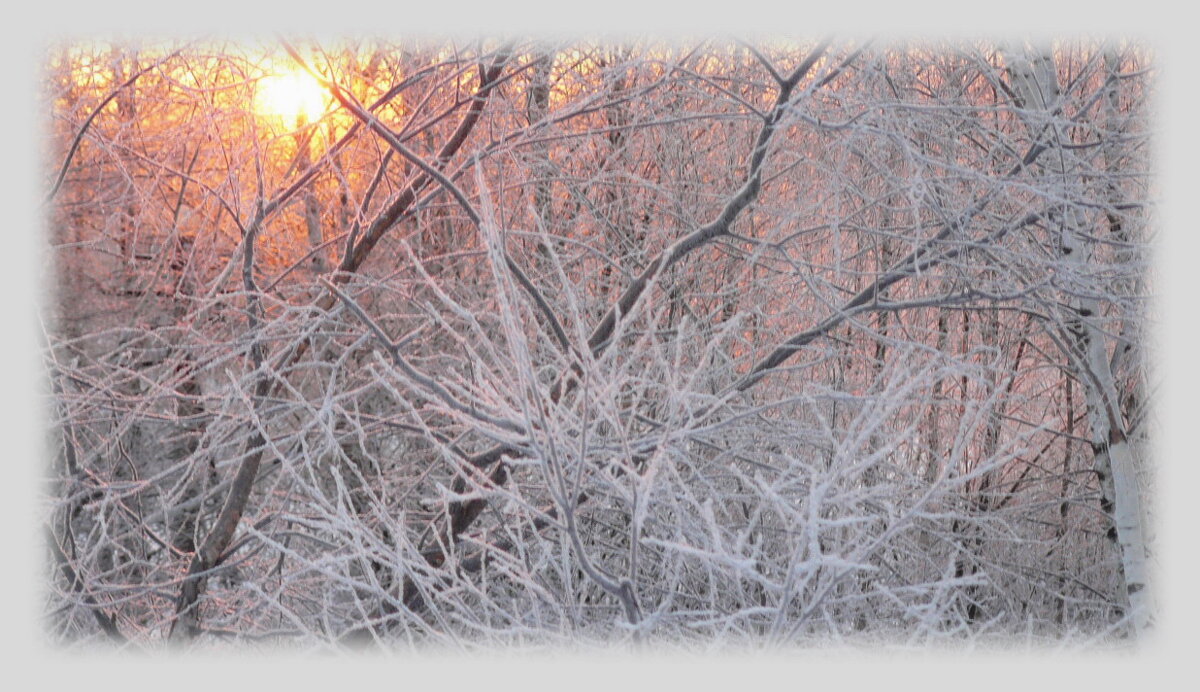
[{"xmin": 41, "ymin": 38, "xmax": 1154, "ymax": 648}]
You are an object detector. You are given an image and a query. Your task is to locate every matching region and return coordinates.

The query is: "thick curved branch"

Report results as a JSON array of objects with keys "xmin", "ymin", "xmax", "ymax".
[
  {"xmin": 288, "ymin": 43, "xmax": 574, "ymax": 358},
  {"xmin": 45, "ymin": 49, "xmax": 183, "ymax": 204}
]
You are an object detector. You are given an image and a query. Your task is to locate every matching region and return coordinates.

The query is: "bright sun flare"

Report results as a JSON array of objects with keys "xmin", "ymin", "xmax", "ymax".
[{"xmin": 255, "ymin": 68, "xmax": 328, "ymax": 126}]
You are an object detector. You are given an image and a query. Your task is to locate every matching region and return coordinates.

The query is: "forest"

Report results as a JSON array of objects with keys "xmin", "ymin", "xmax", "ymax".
[{"xmin": 40, "ymin": 37, "xmax": 1154, "ymax": 649}]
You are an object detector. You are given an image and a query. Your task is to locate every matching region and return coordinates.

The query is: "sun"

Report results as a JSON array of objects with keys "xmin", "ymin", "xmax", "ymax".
[{"xmin": 255, "ymin": 67, "xmax": 328, "ymax": 127}]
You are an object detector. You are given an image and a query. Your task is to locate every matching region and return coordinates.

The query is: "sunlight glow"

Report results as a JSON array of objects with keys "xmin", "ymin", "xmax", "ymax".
[{"xmin": 255, "ymin": 67, "xmax": 328, "ymax": 127}]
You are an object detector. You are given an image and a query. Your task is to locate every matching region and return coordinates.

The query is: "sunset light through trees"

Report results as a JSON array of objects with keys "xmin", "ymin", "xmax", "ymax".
[
  {"xmin": 255, "ymin": 65, "xmax": 328, "ymax": 127},
  {"xmin": 41, "ymin": 38, "xmax": 1154, "ymax": 650}
]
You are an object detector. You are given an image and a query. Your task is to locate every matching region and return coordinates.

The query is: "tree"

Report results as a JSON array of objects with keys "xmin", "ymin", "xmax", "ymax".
[{"xmin": 42, "ymin": 37, "xmax": 1154, "ymax": 648}]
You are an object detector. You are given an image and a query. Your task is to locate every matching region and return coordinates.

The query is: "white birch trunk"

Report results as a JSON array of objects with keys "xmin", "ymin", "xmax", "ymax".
[{"xmin": 1003, "ymin": 44, "xmax": 1152, "ymax": 637}]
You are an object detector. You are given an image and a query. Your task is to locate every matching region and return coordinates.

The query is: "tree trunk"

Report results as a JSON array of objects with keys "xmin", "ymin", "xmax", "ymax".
[{"xmin": 1003, "ymin": 44, "xmax": 1152, "ymax": 637}]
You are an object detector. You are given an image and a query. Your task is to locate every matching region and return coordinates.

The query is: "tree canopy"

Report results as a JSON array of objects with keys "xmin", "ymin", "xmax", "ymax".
[{"xmin": 42, "ymin": 38, "xmax": 1154, "ymax": 649}]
